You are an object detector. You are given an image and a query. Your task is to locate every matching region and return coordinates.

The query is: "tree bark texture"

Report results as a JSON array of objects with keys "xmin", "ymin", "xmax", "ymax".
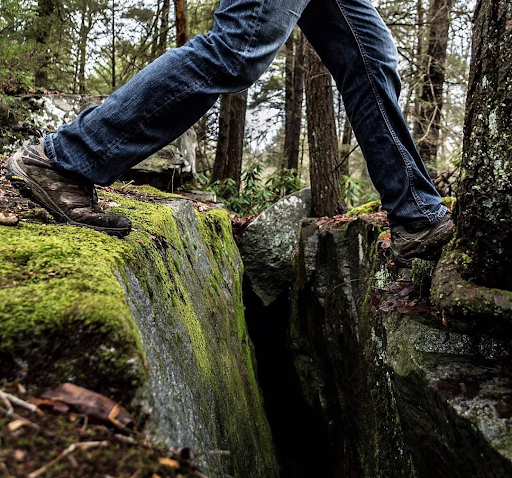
[
  {"xmin": 305, "ymin": 43, "xmax": 346, "ymax": 217},
  {"xmin": 455, "ymin": 0, "xmax": 512, "ymax": 290},
  {"xmin": 34, "ymin": 0, "xmax": 58, "ymax": 89},
  {"xmin": 157, "ymin": 0, "xmax": 170, "ymax": 55},
  {"xmin": 284, "ymin": 31, "xmax": 305, "ymax": 172},
  {"xmin": 413, "ymin": 0, "xmax": 453, "ymax": 176},
  {"xmin": 284, "ymin": 34, "xmax": 294, "ymax": 169},
  {"xmin": 174, "ymin": 0, "xmax": 189, "ymax": 48},
  {"xmin": 211, "ymin": 91, "xmax": 248, "ymax": 195},
  {"xmin": 211, "ymin": 94, "xmax": 232, "ymax": 184}
]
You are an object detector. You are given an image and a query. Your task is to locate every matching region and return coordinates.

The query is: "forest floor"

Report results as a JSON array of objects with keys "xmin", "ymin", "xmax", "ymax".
[{"xmin": 0, "ymin": 383, "xmax": 208, "ymax": 478}]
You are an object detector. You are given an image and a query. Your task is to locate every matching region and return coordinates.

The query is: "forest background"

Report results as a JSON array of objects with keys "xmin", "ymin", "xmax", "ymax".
[{"xmin": 0, "ymin": 0, "xmax": 474, "ymax": 216}]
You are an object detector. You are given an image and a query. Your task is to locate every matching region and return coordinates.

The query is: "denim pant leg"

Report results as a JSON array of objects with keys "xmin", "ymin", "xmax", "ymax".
[
  {"xmin": 299, "ymin": 0, "xmax": 446, "ymax": 228},
  {"xmin": 45, "ymin": 0, "xmax": 310, "ymax": 186}
]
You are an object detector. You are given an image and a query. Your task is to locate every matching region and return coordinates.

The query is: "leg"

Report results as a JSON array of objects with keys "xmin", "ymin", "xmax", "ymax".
[
  {"xmin": 46, "ymin": 0, "xmax": 311, "ymax": 186},
  {"xmin": 298, "ymin": 0, "xmax": 447, "ymax": 229}
]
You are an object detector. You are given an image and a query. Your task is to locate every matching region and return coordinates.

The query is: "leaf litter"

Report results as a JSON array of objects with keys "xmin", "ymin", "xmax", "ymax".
[{"xmin": 0, "ymin": 383, "xmax": 212, "ymax": 478}]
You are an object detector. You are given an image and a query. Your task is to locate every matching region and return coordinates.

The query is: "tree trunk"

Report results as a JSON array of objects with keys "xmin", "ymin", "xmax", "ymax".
[
  {"xmin": 34, "ymin": 0, "xmax": 57, "ymax": 89},
  {"xmin": 305, "ymin": 42, "xmax": 345, "ymax": 217},
  {"xmin": 454, "ymin": 0, "xmax": 512, "ymax": 290},
  {"xmin": 174, "ymin": 0, "xmax": 189, "ymax": 48},
  {"xmin": 413, "ymin": 0, "xmax": 453, "ymax": 177},
  {"xmin": 283, "ymin": 34, "xmax": 295, "ymax": 169},
  {"xmin": 225, "ymin": 90, "xmax": 248, "ymax": 194},
  {"xmin": 211, "ymin": 95, "xmax": 232, "ymax": 184},
  {"xmin": 211, "ymin": 91, "xmax": 248, "ymax": 196},
  {"xmin": 288, "ymin": 31, "xmax": 305, "ymax": 172},
  {"xmin": 77, "ymin": 7, "xmax": 88, "ymax": 95},
  {"xmin": 157, "ymin": 0, "xmax": 170, "ymax": 55},
  {"xmin": 111, "ymin": 0, "xmax": 116, "ymax": 91}
]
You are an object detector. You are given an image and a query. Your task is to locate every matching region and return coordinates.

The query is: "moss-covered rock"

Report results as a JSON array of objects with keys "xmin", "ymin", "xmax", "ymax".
[
  {"xmin": 0, "ymin": 190, "xmax": 278, "ymax": 478},
  {"xmin": 289, "ymin": 218, "xmax": 512, "ymax": 478}
]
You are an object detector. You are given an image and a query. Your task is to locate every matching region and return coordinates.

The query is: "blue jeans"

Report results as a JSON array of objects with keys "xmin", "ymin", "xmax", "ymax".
[{"xmin": 44, "ymin": 0, "xmax": 446, "ymax": 228}]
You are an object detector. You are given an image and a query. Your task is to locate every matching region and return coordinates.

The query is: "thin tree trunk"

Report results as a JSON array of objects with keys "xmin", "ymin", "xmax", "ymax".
[
  {"xmin": 283, "ymin": 33, "xmax": 295, "ymax": 169},
  {"xmin": 342, "ymin": 118, "xmax": 352, "ymax": 147},
  {"xmin": 225, "ymin": 90, "xmax": 248, "ymax": 194},
  {"xmin": 111, "ymin": 0, "xmax": 116, "ymax": 91},
  {"xmin": 151, "ymin": 0, "xmax": 161, "ymax": 59},
  {"xmin": 288, "ymin": 31, "xmax": 305, "ymax": 172},
  {"xmin": 34, "ymin": 0, "xmax": 57, "ymax": 89},
  {"xmin": 211, "ymin": 91, "xmax": 248, "ymax": 196},
  {"xmin": 413, "ymin": 0, "xmax": 453, "ymax": 176},
  {"xmin": 174, "ymin": 0, "xmax": 189, "ymax": 47},
  {"xmin": 211, "ymin": 95, "xmax": 232, "ymax": 184},
  {"xmin": 157, "ymin": 0, "xmax": 170, "ymax": 55},
  {"xmin": 305, "ymin": 43, "xmax": 346, "ymax": 217},
  {"xmin": 77, "ymin": 7, "xmax": 88, "ymax": 94}
]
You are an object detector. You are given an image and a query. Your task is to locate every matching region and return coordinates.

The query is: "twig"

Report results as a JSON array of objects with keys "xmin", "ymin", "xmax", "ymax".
[
  {"xmin": 0, "ymin": 391, "xmax": 43, "ymax": 416},
  {"xmin": 113, "ymin": 434, "xmax": 138, "ymax": 446},
  {"xmin": 27, "ymin": 441, "xmax": 109, "ymax": 478},
  {"xmin": 0, "ymin": 390, "xmax": 13, "ymax": 416},
  {"xmin": 120, "ymin": 180, "xmax": 135, "ymax": 189}
]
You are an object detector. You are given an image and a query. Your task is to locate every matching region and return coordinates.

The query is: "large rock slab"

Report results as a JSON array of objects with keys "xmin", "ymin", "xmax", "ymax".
[
  {"xmin": 290, "ymin": 218, "xmax": 512, "ymax": 478},
  {"xmin": 240, "ymin": 188, "xmax": 312, "ymax": 306},
  {"xmin": 0, "ymin": 184, "xmax": 278, "ymax": 478}
]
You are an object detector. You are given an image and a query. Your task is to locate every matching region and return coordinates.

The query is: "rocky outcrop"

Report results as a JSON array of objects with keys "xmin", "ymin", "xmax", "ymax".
[
  {"xmin": 240, "ymin": 188, "xmax": 312, "ymax": 306},
  {"xmin": 0, "ymin": 185, "xmax": 278, "ymax": 478},
  {"xmin": 290, "ymin": 218, "xmax": 512, "ymax": 478},
  {"xmin": 0, "ymin": 94, "xmax": 196, "ymax": 186}
]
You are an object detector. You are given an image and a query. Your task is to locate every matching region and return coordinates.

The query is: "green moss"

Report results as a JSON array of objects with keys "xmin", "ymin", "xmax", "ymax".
[
  {"xmin": 111, "ymin": 182, "xmax": 181, "ymax": 198},
  {"xmin": 0, "ymin": 190, "xmax": 276, "ymax": 476},
  {"xmin": 441, "ymin": 196, "xmax": 456, "ymax": 210},
  {"xmin": 347, "ymin": 200, "xmax": 382, "ymax": 216},
  {"xmin": 412, "ymin": 259, "xmax": 436, "ymax": 299}
]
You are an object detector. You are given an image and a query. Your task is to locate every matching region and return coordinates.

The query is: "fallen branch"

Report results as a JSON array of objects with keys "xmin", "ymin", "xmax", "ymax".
[
  {"xmin": 27, "ymin": 441, "xmax": 109, "ymax": 478},
  {"xmin": 0, "ymin": 390, "xmax": 13, "ymax": 416},
  {"xmin": 0, "ymin": 390, "xmax": 43, "ymax": 416}
]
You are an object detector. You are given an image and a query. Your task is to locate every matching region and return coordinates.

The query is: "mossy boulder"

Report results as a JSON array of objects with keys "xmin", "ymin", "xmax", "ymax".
[
  {"xmin": 289, "ymin": 218, "xmax": 512, "ymax": 478},
  {"xmin": 0, "ymin": 189, "xmax": 278, "ymax": 478}
]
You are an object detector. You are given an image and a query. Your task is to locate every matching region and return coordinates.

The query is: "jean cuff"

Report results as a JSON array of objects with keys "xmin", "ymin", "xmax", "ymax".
[{"xmin": 43, "ymin": 133, "xmax": 59, "ymax": 166}]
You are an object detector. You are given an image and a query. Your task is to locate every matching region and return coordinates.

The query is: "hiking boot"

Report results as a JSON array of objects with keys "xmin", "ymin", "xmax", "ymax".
[
  {"xmin": 5, "ymin": 138, "xmax": 131, "ymax": 238},
  {"xmin": 390, "ymin": 212, "xmax": 454, "ymax": 267}
]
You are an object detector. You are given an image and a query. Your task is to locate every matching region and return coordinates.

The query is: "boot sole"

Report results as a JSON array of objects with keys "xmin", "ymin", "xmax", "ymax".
[{"xmin": 5, "ymin": 156, "xmax": 131, "ymax": 238}]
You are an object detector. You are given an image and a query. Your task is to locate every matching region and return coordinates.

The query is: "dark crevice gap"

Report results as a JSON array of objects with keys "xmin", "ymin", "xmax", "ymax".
[{"xmin": 243, "ymin": 281, "xmax": 333, "ymax": 478}]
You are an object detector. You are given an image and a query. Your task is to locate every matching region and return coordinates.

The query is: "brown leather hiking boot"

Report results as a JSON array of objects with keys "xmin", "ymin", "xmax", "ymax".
[
  {"xmin": 5, "ymin": 138, "xmax": 131, "ymax": 238},
  {"xmin": 390, "ymin": 212, "xmax": 454, "ymax": 267}
]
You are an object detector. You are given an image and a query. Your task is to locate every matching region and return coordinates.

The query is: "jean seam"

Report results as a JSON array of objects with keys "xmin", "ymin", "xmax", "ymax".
[
  {"xmin": 104, "ymin": 1, "xmax": 267, "ymax": 164},
  {"xmin": 334, "ymin": 0, "xmax": 435, "ymax": 224}
]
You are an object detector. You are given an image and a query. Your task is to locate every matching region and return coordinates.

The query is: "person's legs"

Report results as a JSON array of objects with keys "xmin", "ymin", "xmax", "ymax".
[
  {"xmin": 298, "ymin": 0, "xmax": 447, "ymax": 230},
  {"xmin": 45, "ymin": 0, "xmax": 311, "ymax": 186}
]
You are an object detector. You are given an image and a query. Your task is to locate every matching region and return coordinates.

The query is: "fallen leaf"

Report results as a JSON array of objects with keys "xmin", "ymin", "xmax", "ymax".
[{"xmin": 41, "ymin": 383, "xmax": 134, "ymax": 429}]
